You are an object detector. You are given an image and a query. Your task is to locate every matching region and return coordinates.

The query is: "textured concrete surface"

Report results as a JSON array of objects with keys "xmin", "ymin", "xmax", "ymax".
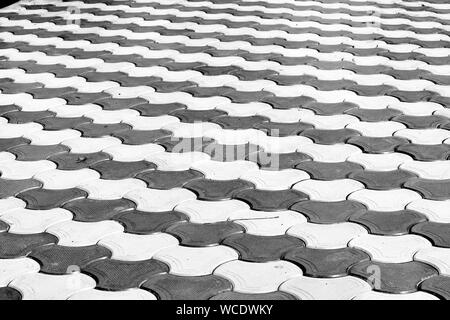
[{"xmin": 0, "ymin": 0, "xmax": 449, "ymax": 300}]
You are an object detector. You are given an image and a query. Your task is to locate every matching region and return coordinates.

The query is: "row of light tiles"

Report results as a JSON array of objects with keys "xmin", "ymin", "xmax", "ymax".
[{"xmin": 15, "ymin": 3, "xmax": 450, "ymax": 40}]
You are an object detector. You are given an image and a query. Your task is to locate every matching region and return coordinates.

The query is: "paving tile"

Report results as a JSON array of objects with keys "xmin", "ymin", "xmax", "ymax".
[
  {"xmin": 115, "ymin": 210, "xmax": 188, "ymax": 235},
  {"xmin": 63, "ymin": 198, "xmax": 135, "ymax": 223},
  {"xmin": 62, "ymin": 136, "xmax": 122, "ymax": 154},
  {"xmin": 300, "ymin": 128, "xmax": 360, "ymax": 145},
  {"xmin": 125, "ymin": 188, "xmax": 196, "ymax": 212},
  {"xmin": 82, "ymin": 258, "xmax": 168, "ymax": 291},
  {"xmin": 166, "ymin": 221, "xmax": 244, "ymax": 247},
  {"xmin": 136, "ymin": 169, "xmax": 204, "ymax": 190},
  {"xmin": 345, "ymin": 108, "xmax": 402, "ymax": 122},
  {"xmin": 60, "ymin": 91, "xmax": 110, "ymax": 105},
  {"xmin": 10, "ymin": 272, "xmax": 96, "ymax": 300},
  {"xmin": 34, "ymin": 168, "xmax": 100, "ymax": 190},
  {"xmin": 250, "ymin": 151, "xmax": 311, "ymax": 170},
  {"xmin": 255, "ymin": 121, "xmax": 313, "ymax": 137},
  {"xmin": 407, "ymin": 199, "xmax": 450, "ymax": 223},
  {"xmin": 420, "ymin": 276, "xmax": 450, "ymax": 300},
  {"xmin": 0, "ymin": 287, "xmax": 22, "ymax": 300},
  {"xmin": 75, "ymin": 123, "xmax": 131, "ymax": 138},
  {"xmin": 348, "ymin": 152, "xmax": 413, "ymax": 171},
  {"xmin": 415, "ymin": 247, "xmax": 450, "ymax": 276},
  {"xmin": 350, "ymin": 260, "xmax": 438, "ymax": 293},
  {"xmin": 300, "ymin": 143, "xmax": 362, "ymax": 163},
  {"xmin": 0, "ymin": 123, "xmax": 43, "ymax": 139},
  {"xmin": 354, "ymin": 291, "xmax": 439, "ymax": 300},
  {"xmin": 99, "ymin": 232, "xmax": 178, "ymax": 261},
  {"xmin": 142, "ymin": 274, "xmax": 232, "ymax": 300},
  {"xmin": 347, "ymin": 136, "xmax": 409, "ymax": 154},
  {"xmin": 349, "ymin": 169, "xmax": 418, "ymax": 190},
  {"xmin": 147, "ymin": 151, "xmax": 210, "ymax": 170},
  {"xmin": 9, "ymin": 144, "xmax": 69, "ymax": 161},
  {"xmin": 284, "ymin": 246, "xmax": 369, "ymax": 278},
  {"xmin": 0, "ymin": 137, "xmax": 30, "ymax": 152},
  {"xmin": 191, "ymin": 160, "xmax": 258, "ymax": 180},
  {"xmin": 234, "ymin": 189, "xmax": 308, "ymax": 211},
  {"xmin": 214, "ymin": 260, "xmax": 302, "ymax": 294},
  {"xmin": 304, "ymin": 102, "xmax": 358, "ymax": 116},
  {"xmin": 280, "ymin": 276, "xmax": 372, "ymax": 300},
  {"xmin": 349, "ymin": 189, "xmax": 422, "ymax": 212},
  {"xmin": 288, "ymin": 222, "xmax": 367, "ymax": 249},
  {"xmin": 395, "ymin": 128, "xmax": 450, "ymax": 145},
  {"xmin": 210, "ymin": 291, "xmax": 296, "ymax": 300},
  {"xmin": 0, "ymin": 232, "xmax": 58, "ymax": 258},
  {"xmin": 401, "ymin": 160, "xmax": 450, "ymax": 180},
  {"xmin": 350, "ymin": 210, "xmax": 426, "ymax": 236},
  {"xmin": 90, "ymin": 160, "xmax": 155, "ymax": 180},
  {"xmin": 0, "ymin": 159, "xmax": 56, "ymax": 179},
  {"xmin": 405, "ymin": 178, "xmax": 450, "ymax": 200},
  {"xmin": 79, "ymin": 178, "xmax": 145, "ymax": 200},
  {"xmin": 170, "ymin": 109, "xmax": 226, "ymax": 123},
  {"xmin": 37, "ymin": 116, "xmax": 93, "ymax": 131},
  {"xmin": 114, "ymin": 129, "xmax": 172, "ymax": 145},
  {"xmin": 240, "ymin": 168, "xmax": 309, "ymax": 190},
  {"xmin": 17, "ymin": 188, "xmax": 87, "ymax": 210},
  {"xmin": 212, "ymin": 115, "xmax": 268, "ymax": 130},
  {"xmin": 0, "ymin": 257, "xmax": 40, "ymax": 287},
  {"xmin": 47, "ymin": 220, "xmax": 124, "ymax": 247},
  {"xmin": 412, "ymin": 222, "xmax": 450, "ymax": 248},
  {"xmin": 295, "ymin": 161, "xmax": 362, "ymax": 180},
  {"xmin": 393, "ymin": 115, "xmax": 450, "ymax": 129},
  {"xmin": 49, "ymin": 152, "xmax": 111, "ymax": 170},
  {"xmin": 223, "ymin": 234, "xmax": 304, "ymax": 262},
  {"xmin": 30, "ymin": 244, "xmax": 111, "ymax": 275},
  {"xmin": 293, "ymin": 179, "xmax": 364, "ymax": 201},
  {"xmin": 349, "ymin": 234, "xmax": 432, "ymax": 263},
  {"xmin": 291, "ymin": 200, "xmax": 366, "ymax": 224},
  {"xmin": 154, "ymin": 245, "xmax": 238, "ymax": 276},
  {"xmin": 184, "ymin": 179, "xmax": 254, "ymax": 201},
  {"xmin": 132, "ymin": 103, "xmax": 186, "ymax": 117},
  {"xmin": 4, "ymin": 111, "xmax": 55, "ymax": 124},
  {"xmin": 69, "ymin": 288, "xmax": 157, "ymax": 300},
  {"xmin": 175, "ymin": 199, "xmax": 250, "ymax": 224},
  {"xmin": 262, "ymin": 96, "xmax": 315, "ymax": 110},
  {"xmin": 0, "ymin": 178, "xmax": 42, "ymax": 199},
  {"xmin": 0, "ymin": 208, "xmax": 72, "ymax": 234}
]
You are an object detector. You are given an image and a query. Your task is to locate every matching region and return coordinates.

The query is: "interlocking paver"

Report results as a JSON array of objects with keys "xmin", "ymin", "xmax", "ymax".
[
  {"xmin": 29, "ymin": 244, "xmax": 111, "ymax": 275},
  {"xmin": 143, "ymin": 274, "xmax": 233, "ymax": 300},
  {"xmin": 166, "ymin": 221, "xmax": 244, "ymax": 247},
  {"xmin": 214, "ymin": 260, "xmax": 302, "ymax": 294},
  {"xmin": 291, "ymin": 200, "xmax": 366, "ymax": 224},
  {"xmin": 350, "ymin": 261, "xmax": 438, "ymax": 293},
  {"xmin": 284, "ymin": 247, "xmax": 370, "ymax": 278},
  {"xmin": 1, "ymin": 0, "xmax": 450, "ymax": 300},
  {"xmin": 280, "ymin": 276, "xmax": 371, "ymax": 300}
]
